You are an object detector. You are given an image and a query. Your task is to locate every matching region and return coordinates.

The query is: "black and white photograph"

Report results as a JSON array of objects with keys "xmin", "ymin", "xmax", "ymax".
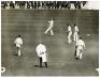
[{"xmin": 1, "ymin": 0, "xmax": 99, "ymax": 76}]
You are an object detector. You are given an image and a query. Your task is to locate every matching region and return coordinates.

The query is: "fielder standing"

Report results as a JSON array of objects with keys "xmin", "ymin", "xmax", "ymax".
[
  {"xmin": 67, "ymin": 24, "xmax": 72, "ymax": 44},
  {"xmin": 75, "ymin": 37, "xmax": 86, "ymax": 60},
  {"xmin": 36, "ymin": 43, "xmax": 48, "ymax": 68},
  {"xmin": 73, "ymin": 24, "xmax": 79, "ymax": 42},
  {"xmin": 14, "ymin": 35, "xmax": 23, "ymax": 56},
  {"xmin": 44, "ymin": 19, "xmax": 54, "ymax": 36}
]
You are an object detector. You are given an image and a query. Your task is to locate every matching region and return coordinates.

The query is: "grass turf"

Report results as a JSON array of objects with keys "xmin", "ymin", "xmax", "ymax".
[{"xmin": 1, "ymin": 10, "xmax": 99, "ymax": 76}]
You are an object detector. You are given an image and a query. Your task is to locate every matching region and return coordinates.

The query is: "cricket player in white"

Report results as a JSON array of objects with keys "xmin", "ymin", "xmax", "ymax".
[
  {"xmin": 73, "ymin": 24, "xmax": 79, "ymax": 42},
  {"xmin": 44, "ymin": 19, "xmax": 54, "ymax": 36},
  {"xmin": 67, "ymin": 25, "xmax": 72, "ymax": 44},
  {"xmin": 36, "ymin": 43, "xmax": 48, "ymax": 68},
  {"xmin": 75, "ymin": 37, "xmax": 85, "ymax": 60},
  {"xmin": 14, "ymin": 35, "xmax": 23, "ymax": 56}
]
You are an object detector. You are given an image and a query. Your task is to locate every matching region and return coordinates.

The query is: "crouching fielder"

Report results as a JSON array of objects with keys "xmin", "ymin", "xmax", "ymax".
[
  {"xmin": 75, "ymin": 37, "xmax": 85, "ymax": 60},
  {"xmin": 36, "ymin": 43, "xmax": 48, "ymax": 68},
  {"xmin": 14, "ymin": 35, "xmax": 23, "ymax": 56},
  {"xmin": 44, "ymin": 19, "xmax": 54, "ymax": 36}
]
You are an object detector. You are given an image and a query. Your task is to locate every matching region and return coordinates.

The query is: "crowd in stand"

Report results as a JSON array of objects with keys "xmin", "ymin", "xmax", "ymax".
[{"xmin": 1, "ymin": 1, "xmax": 87, "ymax": 10}]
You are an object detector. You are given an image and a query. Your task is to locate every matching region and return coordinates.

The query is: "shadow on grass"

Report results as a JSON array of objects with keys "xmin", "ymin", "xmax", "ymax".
[{"xmin": 34, "ymin": 65, "xmax": 40, "ymax": 67}]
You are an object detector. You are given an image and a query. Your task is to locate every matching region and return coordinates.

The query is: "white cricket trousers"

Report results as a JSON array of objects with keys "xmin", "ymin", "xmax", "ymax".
[
  {"xmin": 67, "ymin": 31, "xmax": 72, "ymax": 44},
  {"xmin": 44, "ymin": 26, "xmax": 54, "ymax": 36},
  {"xmin": 76, "ymin": 47, "xmax": 83, "ymax": 59},
  {"xmin": 73, "ymin": 32, "xmax": 79, "ymax": 42},
  {"xmin": 17, "ymin": 47, "xmax": 22, "ymax": 56}
]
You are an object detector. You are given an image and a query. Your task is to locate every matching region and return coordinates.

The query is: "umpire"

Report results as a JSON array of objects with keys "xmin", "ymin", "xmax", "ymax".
[{"xmin": 36, "ymin": 43, "xmax": 48, "ymax": 68}]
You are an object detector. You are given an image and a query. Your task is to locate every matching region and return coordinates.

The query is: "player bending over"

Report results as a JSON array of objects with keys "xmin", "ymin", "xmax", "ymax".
[
  {"xmin": 75, "ymin": 37, "xmax": 86, "ymax": 60},
  {"xmin": 14, "ymin": 35, "xmax": 23, "ymax": 56}
]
